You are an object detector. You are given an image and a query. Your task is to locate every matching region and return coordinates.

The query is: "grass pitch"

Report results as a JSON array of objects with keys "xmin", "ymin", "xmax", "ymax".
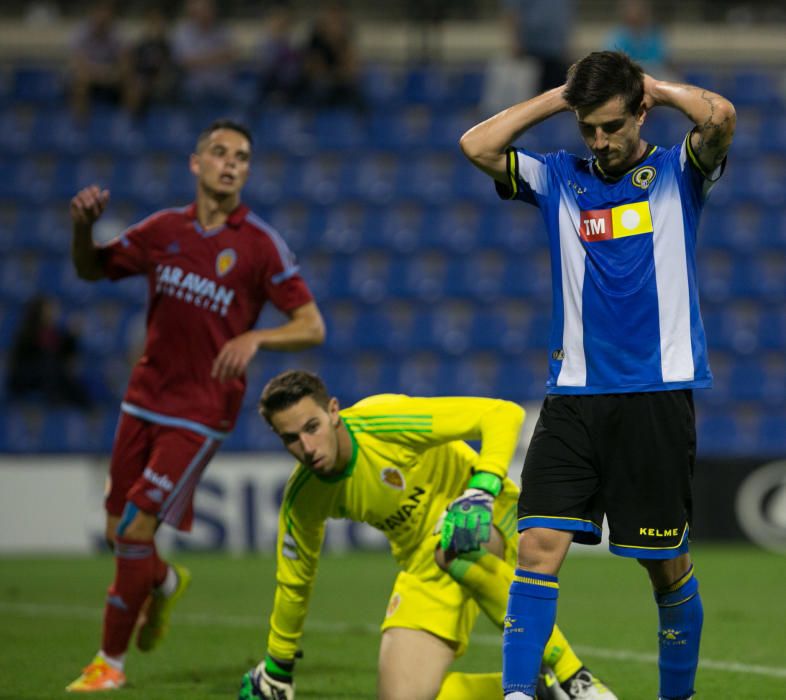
[{"xmin": 0, "ymin": 545, "xmax": 784, "ymax": 699}]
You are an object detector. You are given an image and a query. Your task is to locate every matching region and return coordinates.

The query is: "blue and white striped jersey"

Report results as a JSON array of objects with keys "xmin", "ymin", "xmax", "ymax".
[{"xmin": 498, "ymin": 134, "xmax": 724, "ymax": 394}]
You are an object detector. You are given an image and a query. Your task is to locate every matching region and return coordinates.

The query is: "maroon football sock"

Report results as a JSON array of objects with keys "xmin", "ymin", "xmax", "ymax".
[
  {"xmin": 152, "ymin": 544, "xmax": 169, "ymax": 588},
  {"xmin": 101, "ymin": 536, "xmax": 156, "ymax": 657}
]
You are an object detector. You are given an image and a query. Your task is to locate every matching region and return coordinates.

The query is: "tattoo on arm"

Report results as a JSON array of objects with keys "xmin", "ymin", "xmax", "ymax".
[{"xmin": 692, "ymin": 89, "xmax": 735, "ymax": 173}]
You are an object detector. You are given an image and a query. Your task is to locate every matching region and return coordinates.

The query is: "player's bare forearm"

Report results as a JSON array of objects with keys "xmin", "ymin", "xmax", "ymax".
[
  {"xmin": 258, "ymin": 302, "xmax": 326, "ymax": 352},
  {"xmin": 645, "ymin": 77, "xmax": 736, "ymax": 175},
  {"xmin": 70, "ymin": 185, "xmax": 108, "ymax": 280},
  {"xmin": 211, "ymin": 302, "xmax": 325, "ymax": 381},
  {"xmin": 460, "ymin": 86, "xmax": 569, "ymax": 183},
  {"xmin": 70, "ymin": 223, "xmax": 104, "ymax": 280}
]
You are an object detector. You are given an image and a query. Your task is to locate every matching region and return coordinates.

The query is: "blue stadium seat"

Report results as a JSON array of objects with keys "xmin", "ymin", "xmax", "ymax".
[
  {"xmin": 297, "ymin": 152, "xmax": 348, "ymax": 205},
  {"xmin": 452, "ymin": 161, "xmax": 500, "ymax": 205},
  {"xmin": 354, "ymin": 302, "xmax": 422, "ymax": 354},
  {"xmin": 747, "ymin": 250, "xmax": 786, "ymax": 302},
  {"xmin": 361, "ymin": 64, "xmax": 405, "ymax": 109},
  {"xmin": 350, "ymin": 152, "xmax": 400, "ymax": 205},
  {"xmin": 0, "ymin": 302, "xmax": 21, "ymax": 351},
  {"xmin": 427, "ymin": 106, "xmax": 477, "ymax": 151},
  {"xmin": 729, "ymin": 357, "xmax": 766, "ymax": 402},
  {"xmin": 141, "ymin": 107, "xmax": 199, "ymax": 155},
  {"xmin": 414, "ymin": 301, "xmax": 476, "ymax": 355},
  {"xmin": 12, "ymin": 66, "xmax": 65, "ymax": 104},
  {"xmin": 369, "ymin": 105, "xmax": 442, "ymax": 151},
  {"xmin": 757, "ymin": 307, "xmax": 786, "ymax": 352},
  {"xmin": 388, "ymin": 250, "xmax": 450, "ymax": 302},
  {"xmin": 449, "ymin": 353, "xmax": 503, "ymax": 398},
  {"xmin": 755, "ymin": 410, "xmax": 786, "ymax": 453},
  {"xmin": 0, "ymin": 105, "xmax": 40, "ymax": 155},
  {"xmin": 319, "ymin": 202, "xmax": 373, "ymax": 254},
  {"xmin": 702, "ymin": 303, "xmax": 761, "ymax": 354},
  {"xmin": 433, "ymin": 202, "xmax": 482, "ymax": 254},
  {"xmin": 322, "ymin": 353, "xmax": 398, "ymax": 401},
  {"xmin": 696, "ymin": 408, "xmax": 742, "ymax": 455},
  {"xmin": 313, "ymin": 110, "xmax": 368, "ymax": 150},
  {"xmin": 262, "ymin": 200, "xmax": 312, "ymax": 253},
  {"xmin": 0, "ymin": 404, "xmax": 48, "ymax": 452},
  {"xmin": 343, "ymin": 250, "xmax": 394, "ymax": 302},
  {"xmin": 725, "ymin": 70, "xmax": 783, "ymax": 108},
  {"xmin": 297, "ymin": 252, "xmax": 351, "ymax": 302},
  {"xmin": 402, "ymin": 66, "xmax": 453, "ymax": 107},
  {"xmin": 499, "ymin": 356, "xmax": 543, "ymax": 402},
  {"xmin": 0, "ymin": 254, "xmax": 40, "ymax": 303},
  {"xmin": 459, "ymin": 250, "xmax": 507, "ymax": 303},
  {"xmin": 253, "ymin": 109, "xmax": 314, "ymax": 154},
  {"xmin": 322, "ymin": 301, "xmax": 362, "ymax": 354},
  {"xmin": 394, "ymin": 152, "xmax": 455, "ymax": 204},
  {"xmin": 244, "ymin": 151, "xmax": 292, "ymax": 206},
  {"xmin": 484, "ymin": 204, "xmax": 545, "ymax": 254}
]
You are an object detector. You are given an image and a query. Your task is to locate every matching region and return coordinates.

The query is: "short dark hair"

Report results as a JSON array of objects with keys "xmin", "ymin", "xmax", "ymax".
[
  {"xmin": 259, "ymin": 370, "xmax": 331, "ymax": 422},
  {"xmin": 562, "ymin": 51, "xmax": 645, "ymax": 115},
  {"xmin": 196, "ymin": 119, "xmax": 254, "ymax": 151}
]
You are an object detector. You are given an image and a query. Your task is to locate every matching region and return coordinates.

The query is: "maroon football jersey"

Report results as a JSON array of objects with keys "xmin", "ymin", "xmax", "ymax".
[{"xmin": 98, "ymin": 203, "xmax": 313, "ymax": 433}]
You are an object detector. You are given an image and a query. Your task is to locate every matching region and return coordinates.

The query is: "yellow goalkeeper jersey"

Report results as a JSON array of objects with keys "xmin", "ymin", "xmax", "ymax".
[{"xmin": 267, "ymin": 394, "xmax": 525, "ymax": 659}]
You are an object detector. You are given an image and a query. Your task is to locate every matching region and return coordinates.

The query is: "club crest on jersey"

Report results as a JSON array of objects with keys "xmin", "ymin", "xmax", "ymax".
[
  {"xmin": 385, "ymin": 592, "xmax": 401, "ymax": 618},
  {"xmin": 631, "ymin": 165, "xmax": 657, "ymax": 189},
  {"xmin": 381, "ymin": 467, "xmax": 405, "ymax": 490},
  {"xmin": 579, "ymin": 201, "xmax": 653, "ymax": 242},
  {"xmin": 215, "ymin": 248, "xmax": 237, "ymax": 277}
]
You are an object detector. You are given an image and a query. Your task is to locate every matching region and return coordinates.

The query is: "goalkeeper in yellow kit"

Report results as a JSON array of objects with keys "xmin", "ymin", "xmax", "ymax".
[{"xmin": 239, "ymin": 370, "xmax": 616, "ymax": 700}]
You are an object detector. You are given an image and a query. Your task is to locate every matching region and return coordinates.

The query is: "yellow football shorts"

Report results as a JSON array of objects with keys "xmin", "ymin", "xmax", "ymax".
[{"xmin": 380, "ymin": 478, "xmax": 519, "ymax": 657}]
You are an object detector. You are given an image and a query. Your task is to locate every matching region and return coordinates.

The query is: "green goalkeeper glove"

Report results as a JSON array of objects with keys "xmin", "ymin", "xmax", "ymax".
[
  {"xmin": 239, "ymin": 654, "xmax": 295, "ymax": 700},
  {"xmin": 440, "ymin": 472, "xmax": 502, "ymax": 554}
]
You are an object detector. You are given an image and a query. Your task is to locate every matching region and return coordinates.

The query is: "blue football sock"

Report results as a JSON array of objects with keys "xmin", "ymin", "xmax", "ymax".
[
  {"xmin": 502, "ymin": 569, "xmax": 559, "ymax": 697},
  {"xmin": 655, "ymin": 565, "xmax": 703, "ymax": 700}
]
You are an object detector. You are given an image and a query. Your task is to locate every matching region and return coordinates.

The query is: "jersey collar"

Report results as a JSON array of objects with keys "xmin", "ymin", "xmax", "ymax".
[
  {"xmin": 312, "ymin": 419, "xmax": 358, "ymax": 483},
  {"xmin": 593, "ymin": 144, "xmax": 657, "ymax": 181},
  {"xmin": 185, "ymin": 202, "xmax": 249, "ymax": 233}
]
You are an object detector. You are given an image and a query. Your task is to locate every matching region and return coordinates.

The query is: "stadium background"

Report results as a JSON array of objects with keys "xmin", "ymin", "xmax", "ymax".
[
  {"xmin": 0, "ymin": 2, "xmax": 784, "ymax": 554},
  {"xmin": 1, "ymin": 3, "xmax": 785, "ymax": 699}
]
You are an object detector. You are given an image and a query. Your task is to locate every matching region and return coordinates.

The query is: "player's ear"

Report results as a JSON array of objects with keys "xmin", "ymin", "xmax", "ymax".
[
  {"xmin": 189, "ymin": 153, "xmax": 200, "ymax": 177},
  {"xmin": 328, "ymin": 397, "xmax": 340, "ymax": 424},
  {"xmin": 636, "ymin": 102, "xmax": 647, "ymax": 126}
]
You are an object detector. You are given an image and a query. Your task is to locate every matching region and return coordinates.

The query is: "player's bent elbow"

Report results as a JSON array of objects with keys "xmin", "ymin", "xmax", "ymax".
[
  {"xmin": 307, "ymin": 316, "xmax": 326, "ymax": 346},
  {"xmin": 458, "ymin": 131, "xmax": 483, "ymax": 162}
]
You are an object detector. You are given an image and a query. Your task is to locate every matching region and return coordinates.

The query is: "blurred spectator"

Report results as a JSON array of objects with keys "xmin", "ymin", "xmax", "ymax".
[
  {"xmin": 482, "ymin": 0, "xmax": 575, "ymax": 115},
  {"xmin": 172, "ymin": 0, "xmax": 236, "ymax": 103},
  {"xmin": 126, "ymin": 6, "xmax": 177, "ymax": 117},
  {"xmin": 256, "ymin": 2, "xmax": 304, "ymax": 107},
  {"xmin": 605, "ymin": 0, "xmax": 678, "ymax": 78},
  {"xmin": 69, "ymin": 0, "xmax": 130, "ymax": 120},
  {"xmin": 504, "ymin": 0, "xmax": 575, "ymax": 92},
  {"xmin": 6, "ymin": 296, "xmax": 91, "ymax": 408},
  {"xmin": 300, "ymin": 2, "xmax": 364, "ymax": 110}
]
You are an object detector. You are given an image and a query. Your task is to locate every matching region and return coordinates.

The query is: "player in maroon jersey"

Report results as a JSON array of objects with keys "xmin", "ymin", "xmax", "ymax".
[{"xmin": 65, "ymin": 119, "xmax": 325, "ymax": 692}]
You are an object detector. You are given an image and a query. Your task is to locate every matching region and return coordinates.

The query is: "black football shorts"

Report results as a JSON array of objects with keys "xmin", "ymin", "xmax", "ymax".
[{"xmin": 517, "ymin": 390, "xmax": 696, "ymax": 560}]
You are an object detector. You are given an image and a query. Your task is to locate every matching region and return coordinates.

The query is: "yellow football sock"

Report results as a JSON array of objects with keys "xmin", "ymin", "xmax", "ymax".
[
  {"xmin": 446, "ymin": 547, "xmax": 510, "ymax": 625},
  {"xmin": 447, "ymin": 548, "xmax": 584, "ymax": 682},
  {"xmin": 543, "ymin": 623, "xmax": 583, "ymax": 683},
  {"xmin": 436, "ymin": 672, "xmax": 503, "ymax": 700}
]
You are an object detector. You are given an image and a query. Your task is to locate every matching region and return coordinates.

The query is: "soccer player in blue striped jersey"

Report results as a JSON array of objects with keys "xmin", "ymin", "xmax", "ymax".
[{"xmin": 460, "ymin": 51, "xmax": 735, "ymax": 700}]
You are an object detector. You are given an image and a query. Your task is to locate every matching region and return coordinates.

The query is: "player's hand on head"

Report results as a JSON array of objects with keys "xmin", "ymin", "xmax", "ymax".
[
  {"xmin": 440, "ymin": 472, "xmax": 502, "ymax": 555},
  {"xmin": 70, "ymin": 185, "xmax": 110, "ymax": 226},
  {"xmin": 641, "ymin": 73, "xmax": 659, "ymax": 112},
  {"xmin": 212, "ymin": 331, "xmax": 260, "ymax": 382}
]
